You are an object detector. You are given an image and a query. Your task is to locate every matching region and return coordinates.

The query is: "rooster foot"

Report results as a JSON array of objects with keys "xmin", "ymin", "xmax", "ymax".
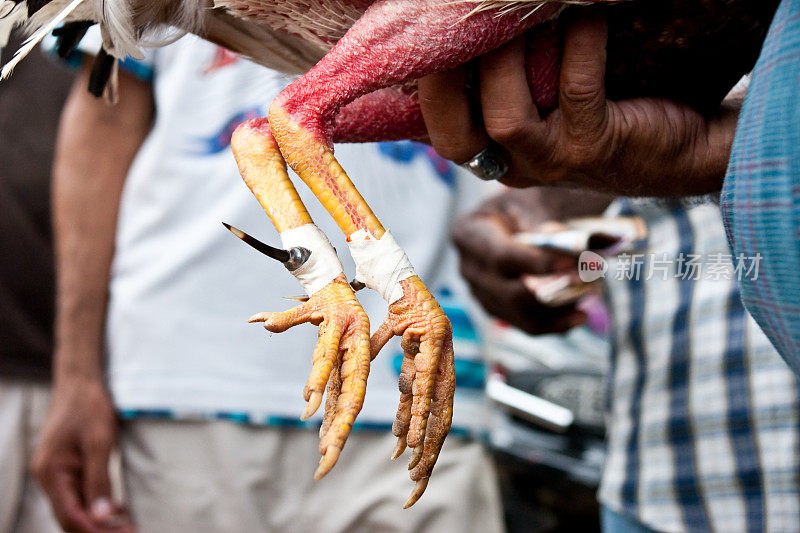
[
  {"xmin": 371, "ymin": 276, "xmax": 455, "ymax": 508},
  {"xmin": 249, "ymin": 274, "xmax": 370, "ymax": 479}
]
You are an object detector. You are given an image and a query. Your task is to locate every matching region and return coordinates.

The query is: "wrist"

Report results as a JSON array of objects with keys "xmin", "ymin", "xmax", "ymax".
[
  {"xmin": 674, "ymin": 107, "xmax": 737, "ymax": 195},
  {"xmin": 53, "ymin": 349, "xmax": 106, "ymax": 386}
]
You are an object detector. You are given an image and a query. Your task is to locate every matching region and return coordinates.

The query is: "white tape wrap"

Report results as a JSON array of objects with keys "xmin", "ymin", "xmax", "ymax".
[
  {"xmin": 347, "ymin": 230, "xmax": 415, "ymax": 304},
  {"xmin": 280, "ymin": 224, "xmax": 344, "ymax": 296}
]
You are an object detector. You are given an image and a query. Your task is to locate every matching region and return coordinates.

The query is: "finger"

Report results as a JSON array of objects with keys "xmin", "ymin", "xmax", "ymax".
[
  {"xmin": 391, "ymin": 332, "xmax": 418, "ymax": 460},
  {"xmin": 301, "ymin": 319, "xmax": 345, "ymax": 420},
  {"xmin": 454, "ymin": 216, "xmax": 562, "ymax": 276},
  {"xmin": 461, "ymin": 266, "xmax": 539, "ymax": 310},
  {"xmin": 48, "ymin": 468, "xmax": 108, "ymax": 533},
  {"xmin": 319, "ymin": 350, "xmax": 343, "ymax": 440},
  {"xmin": 465, "ymin": 271, "xmax": 582, "ymax": 334},
  {"xmin": 418, "ymin": 66, "xmax": 489, "ymax": 164},
  {"xmin": 407, "ymin": 332, "xmax": 455, "ymax": 508},
  {"xmin": 315, "ymin": 328, "xmax": 371, "ymax": 479},
  {"xmin": 406, "ymin": 314, "xmax": 448, "ymax": 454},
  {"xmin": 248, "ymin": 301, "xmax": 314, "ymax": 333},
  {"xmin": 490, "ymin": 242, "xmax": 568, "ymax": 276},
  {"xmin": 559, "ymin": 13, "xmax": 609, "ymax": 140},
  {"xmin": 81, "ymin": 436, "xmax": 113, "ymax": 522},
  {"xmin": 479, "ymin": 37, "xmax": 542, "ymax": 150}
]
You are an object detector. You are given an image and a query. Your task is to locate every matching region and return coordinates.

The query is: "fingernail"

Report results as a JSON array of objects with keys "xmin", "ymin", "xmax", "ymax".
[{"xmin": 91, "ymin": 497, "xmax": 113, "ymax": 520}]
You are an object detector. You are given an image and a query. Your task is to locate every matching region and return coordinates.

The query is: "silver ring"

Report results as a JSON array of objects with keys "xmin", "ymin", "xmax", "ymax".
[{"xmin": 462, "ymin": 144, "xmax": 509, "ymax": 181}]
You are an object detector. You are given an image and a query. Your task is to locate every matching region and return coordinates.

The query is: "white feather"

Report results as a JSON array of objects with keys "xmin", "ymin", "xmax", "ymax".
[
  {"xmin": 0, "ymin": 1, "xmax": 17, "ymax": 19},
  {"xmin": 100, "ymin": 0, "xmax": 141, "ymax": 58},
  {"xmin": 0, "ymin": 1, "xmax": 28, "ymax": 50},
  {"xmin": 1, "ymin": 0, "xmax": 87, "ymax": 79}
]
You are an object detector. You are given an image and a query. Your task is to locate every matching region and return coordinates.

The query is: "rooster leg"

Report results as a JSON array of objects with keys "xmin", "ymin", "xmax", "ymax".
[
  {"xmin": 264, "ymin": 0, "xmax": 559, "ymax": 505},
  {"xmin": 231, "ymin": 118, "xmax": 370, "ymax": 479},
  {"xmin": 263, "ymin": 0, "xmax": 559, "ymax": 505}
]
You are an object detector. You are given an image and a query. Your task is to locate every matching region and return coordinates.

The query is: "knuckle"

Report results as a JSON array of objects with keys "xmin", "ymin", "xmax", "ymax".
[
  {"xmin": 559, "ymin": 71, "xmax": 601, "ymax": 106},
  {"xmin": 484, "ymin": 116, "xmax": 529, "ymax": 146},
  {"xmin": 564, "ymin": 142, "xmax": 602, "ymax": 169},
  {"xmin": 84, "ymin": 430, "xmax": 111, "ymax": 453},
  {"xmin": 431, "ymin": 136, "xmax": 479, "ymax": 165}
]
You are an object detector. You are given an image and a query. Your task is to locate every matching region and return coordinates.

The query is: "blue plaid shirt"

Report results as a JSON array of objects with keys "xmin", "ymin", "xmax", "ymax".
[
  {"xmin": 600, "ymin": 200, "xmax": 800, "ymax": 532},
  {"xmin": 722, "ymin": 0, "xmax": 800, "ymax": 372}
]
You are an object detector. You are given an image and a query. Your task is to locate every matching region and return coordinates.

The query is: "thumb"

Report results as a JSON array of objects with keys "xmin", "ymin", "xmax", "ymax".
[{"xmin": 558, "ymin": 13, "xmax": 609, "ymax": 141}]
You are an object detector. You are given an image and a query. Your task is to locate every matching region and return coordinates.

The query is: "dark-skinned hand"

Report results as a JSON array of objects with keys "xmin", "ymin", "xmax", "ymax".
[
  {"xmin": 420, "ymin": 14, "xmax": 740, "ymax": 196},
  {"xmin": 451, "ymin": 187, "xmax": 611, "ymax": 335},
  {"xmin": 31, "ymin": 376, "xmax": 133, "ymax": 533}
]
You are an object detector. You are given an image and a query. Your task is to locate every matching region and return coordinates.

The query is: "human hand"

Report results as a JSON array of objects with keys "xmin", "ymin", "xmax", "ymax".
[
  {"xmin": 31, "ymin": 375, "xmax": 132, "ymax": 533},
  {"xmin": 451, "ymin": 189, "xmax": 592, "ymax": 335},
  {"xmin": 419, "ymin": 13, "xmax": 740, "ymax": 196}
]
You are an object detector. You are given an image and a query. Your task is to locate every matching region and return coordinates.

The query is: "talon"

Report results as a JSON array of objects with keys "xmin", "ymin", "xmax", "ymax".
[
  {"xmin": 301, "ymin": 391, "xmax": 323, "ymax": 421},
  {"xmin": 391, "ymin": 435, "xmax": 407, "ymax": 460},
  {"xmin": 314, "ymin": 445, "xmax": 341, "ymax": 480},
  {"xmin": 248, "ymin": 312, "xmax": 271, "ymax": 323},
  {"xmin": 408, "ymin": 444, "xmax": 423, "ymax": 470},
  {"xmin": 404, "ymin": 478, "xmax": 429, "ymax": 509}
]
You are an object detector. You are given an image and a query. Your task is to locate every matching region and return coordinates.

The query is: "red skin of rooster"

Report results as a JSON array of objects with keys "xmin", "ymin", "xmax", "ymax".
[{"xmin": 274, "ymin": 1, "xmax": 561, "ymax": 144}]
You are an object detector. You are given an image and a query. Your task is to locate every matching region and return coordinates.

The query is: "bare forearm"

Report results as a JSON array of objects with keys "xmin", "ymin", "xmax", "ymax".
[{"xmin": 52, "ymin": 63, "xmax": 153, "ymax": 382}]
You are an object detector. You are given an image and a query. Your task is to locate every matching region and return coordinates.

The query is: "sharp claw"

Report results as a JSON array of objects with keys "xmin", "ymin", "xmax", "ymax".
[
  {"xmin": 248, "ymin": 312, "xmax": 271, "ymax": 323},
  {"xmin": 408, "ymin": 444, "xmax": 423, "ymax": 470},
  {"xmin": 222, "ymin": 222, "xmax": 292, "ymax": 263},
  {"xmin": 283, "ymin": 294, "xmax": 310, "ymax": 302},
  {"xmin": 404, "ymin": 477, "xmax": 429, "ymax": 509},
  {"xmin": 301, "ymin": 391, "xmax": 323, "ymax": 421},
  {"xmin": 391, "ymin": 435, "xmax": 407, "ymax": 461},
  {"xmin": 314, "ymin": 446, "xmax": 341, "ymax": 480}
]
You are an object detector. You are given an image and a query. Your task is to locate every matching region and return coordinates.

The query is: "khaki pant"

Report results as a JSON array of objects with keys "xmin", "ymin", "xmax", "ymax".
[
  {"xmin": 120, "ymin": 419, "xmax": 505, "ymax": 533},
  {"xmin": 0, "ymin": 380, "xmax": 61, "ymax": 533}
]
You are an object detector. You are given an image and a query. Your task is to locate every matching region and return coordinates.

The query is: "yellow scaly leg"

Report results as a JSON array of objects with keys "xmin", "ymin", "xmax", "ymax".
[
  {"xmin": 268, "ymin": 104, "xmax": 455, "ymax": 508},
  {"xmin": 231, "ymin": 118, "xmax": 371, "ymax": 480}
]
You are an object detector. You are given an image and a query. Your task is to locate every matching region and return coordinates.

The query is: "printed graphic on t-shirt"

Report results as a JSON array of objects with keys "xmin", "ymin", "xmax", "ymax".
[{"xmin": 203, "ymin": 46, "xmax": 240, "ymax": 74}]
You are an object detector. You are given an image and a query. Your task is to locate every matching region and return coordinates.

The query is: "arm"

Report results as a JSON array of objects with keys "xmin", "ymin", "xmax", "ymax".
[
  {"xmin": 32, "ymin": 61, "xmax": 153, "ymax": 533},
  {"xmin": 420, "ymin": 15, "xmax": 741, "ymax": 196}
]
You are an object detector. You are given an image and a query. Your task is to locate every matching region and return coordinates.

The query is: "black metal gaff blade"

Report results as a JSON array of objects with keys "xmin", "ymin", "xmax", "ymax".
[{"xmin": 222, "ymin": 222, "xmax": 291, "ymax": 263}]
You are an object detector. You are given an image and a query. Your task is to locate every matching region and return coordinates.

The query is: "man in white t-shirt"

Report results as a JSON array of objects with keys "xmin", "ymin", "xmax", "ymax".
[{"xmin": 32, "ymin": 34, "xmax": 503, "ymax": 532}]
